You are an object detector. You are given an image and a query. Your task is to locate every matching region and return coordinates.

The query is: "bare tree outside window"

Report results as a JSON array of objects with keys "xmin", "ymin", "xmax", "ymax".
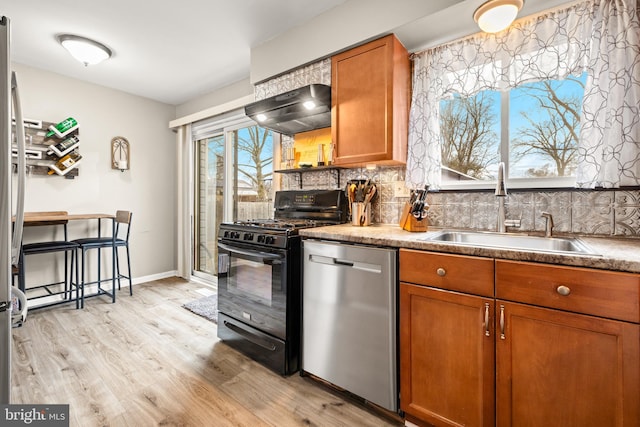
[
  {"xmin": 440, "ymin": 92, "xmax": 500, "ymax": 180},
  {"xmin": 237, "ymin": 125, "xmax": 273, "ymax": 201},
  {"xmin": 510, "ymin": 77, "xmax": 584, "ymax": 177},
  {"xmin": 438, "ymin": 73, "xmax": 586, "ymax": 185}
]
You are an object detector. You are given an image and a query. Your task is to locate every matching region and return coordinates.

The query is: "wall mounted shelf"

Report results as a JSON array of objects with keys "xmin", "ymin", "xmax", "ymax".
[
  {"xmin": 275, "ymin": 166, "xmax": 343, "ymax": 189},
  {"xmin": 12, "ymin": 119, "xmax": 80, "ymax": 178}
]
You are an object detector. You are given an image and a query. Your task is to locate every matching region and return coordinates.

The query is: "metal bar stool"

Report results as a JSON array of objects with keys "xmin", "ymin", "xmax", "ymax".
[
  {"xmin": 18, "ymin": 211, "xmax": 80, "ymax": 309},
  {"xmin": 72, "ymin": 210, "xmax": 132, "ymax": 308}
]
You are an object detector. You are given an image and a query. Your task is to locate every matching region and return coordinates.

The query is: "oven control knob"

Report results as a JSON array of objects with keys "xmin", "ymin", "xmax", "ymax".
[
  {"xmin": 223, "ymin": 231, "xmax": 231, "ymax": 238},
  {"xmin": 264, "ymin": 236, "xmax": 276, "ymax": 245},
  {"xmin": 243, "ymin": 233, "xmax": 254, "ymax": 241},
  {"xmin": 257, "ymin": 235, "xmax": 265, "ymax": 243},
  {"xmin": 230, "ymin": 231, "xmax": 241, "ymax": 239}
]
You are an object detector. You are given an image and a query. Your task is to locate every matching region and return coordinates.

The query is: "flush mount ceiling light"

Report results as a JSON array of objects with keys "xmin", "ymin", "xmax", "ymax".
[
  {"xmin": 473, "ymin": 0, "xmax": 524, "ymax": 33},
  {"xmin": 57, "ymin": 34, "xmax": 112, "ymax": 66}
]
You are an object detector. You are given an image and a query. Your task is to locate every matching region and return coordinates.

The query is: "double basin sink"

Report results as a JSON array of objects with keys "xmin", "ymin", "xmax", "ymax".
[{"xmin": 423, "ymin": 230, "xmax": 599, "ymax": 256}]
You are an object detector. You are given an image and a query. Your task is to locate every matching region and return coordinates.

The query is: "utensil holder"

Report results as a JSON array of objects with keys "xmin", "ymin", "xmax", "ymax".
[
  {"xmin": 352, "ymin": 202, "xmax": 371, "ymax": 226},
  {"xmin": 399, "ymin": 202, "xmax": 428, "ymax": 232}
]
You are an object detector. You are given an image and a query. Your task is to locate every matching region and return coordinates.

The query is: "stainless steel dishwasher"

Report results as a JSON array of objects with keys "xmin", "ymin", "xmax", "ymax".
[{"xmin": 302, "ymin": 240, "xmax": 397, "ymax": 412}]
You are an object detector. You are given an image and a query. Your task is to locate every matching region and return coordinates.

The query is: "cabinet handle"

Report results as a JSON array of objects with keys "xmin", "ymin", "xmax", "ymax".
[
  {"xmin": 499, "ymin": 305, "xmax": 506, "ymax": 340},
  {"xmin": 556, "ymin": 285, "xmax": 571, "ymax": 296},
  {"xmin": 484, "ymin": 303, "xmax": 490, "ymax": 337},
  {"xmin": 436, "ymin": 267, "xmax": 446, "ymax": 277}
]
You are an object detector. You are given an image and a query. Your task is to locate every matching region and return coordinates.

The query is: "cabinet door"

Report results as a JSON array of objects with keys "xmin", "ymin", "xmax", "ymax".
[
  {"xmin": 400, "ymin": 283, "xmax": 495, "ymax": 427},
  {"xmin": 331, "ymin": 34, "xmax": 409, "ymax": 166},
  {"xmin": 496, "ymin": 301, "xmax": 640, "ymax": 427}
]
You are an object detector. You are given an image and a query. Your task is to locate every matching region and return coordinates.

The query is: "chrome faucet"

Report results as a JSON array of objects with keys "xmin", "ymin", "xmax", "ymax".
[
  {"xmin": 496, "ymin": 162, "xmax": 508, "ymax": 232},
  {"xmin": 495, "ymin": 162, "xmax": 520, "ymax": 232},
  {"xmin": 541, "ymin": 212, "xmax": 554, "ymax": 237}
]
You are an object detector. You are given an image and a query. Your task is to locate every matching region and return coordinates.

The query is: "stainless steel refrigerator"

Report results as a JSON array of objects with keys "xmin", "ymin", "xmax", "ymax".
[{"xmin": 1, "ymin": 15, "xmax": 27, "ymax": 404}]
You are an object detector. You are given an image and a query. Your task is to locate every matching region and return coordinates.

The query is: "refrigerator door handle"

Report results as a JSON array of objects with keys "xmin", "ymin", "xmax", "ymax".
[
  {"xmin": 10, "ymin": 71, "xmax": 25, "ymax": 267},
  {"xmin": 9, "ymin": 287, "xmax": 26, "ymax": 327}
]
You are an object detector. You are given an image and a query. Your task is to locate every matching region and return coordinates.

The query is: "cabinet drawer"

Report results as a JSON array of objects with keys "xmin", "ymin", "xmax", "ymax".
[
  {"xmin": 400, "ymin": 249, "xmax": 494, "ymax": 297},
  {"xmin": 496, "ymin": 260, "xmax": 640, "ymax": 323}
]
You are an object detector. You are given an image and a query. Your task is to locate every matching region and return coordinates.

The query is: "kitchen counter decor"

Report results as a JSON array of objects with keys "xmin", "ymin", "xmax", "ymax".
[
  {"xmin": 347, "ymin": 179, "xmax": 377, "ymax": 226},
  {"xmin": 399, "ymin": 186, "xmax": 429, "ymax": 232}
]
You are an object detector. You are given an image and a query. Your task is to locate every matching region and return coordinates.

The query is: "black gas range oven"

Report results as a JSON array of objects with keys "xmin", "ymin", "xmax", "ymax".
[{"xmin": 216, "ymin": 189, "xmax": 347, "ymax": 375}]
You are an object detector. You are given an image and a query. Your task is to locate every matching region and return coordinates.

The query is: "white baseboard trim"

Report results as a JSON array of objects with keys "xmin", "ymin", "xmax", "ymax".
[
  {"xmin": 24, "ymin": 271, "xmax": 180, "ymax": 309},
  {"xmin": 80, "ymin": 271, "xmax": 178, "ymax": 298},
  {"xmin": 134, "ymin": 270, "xmax": 178, "ymax": 285}
]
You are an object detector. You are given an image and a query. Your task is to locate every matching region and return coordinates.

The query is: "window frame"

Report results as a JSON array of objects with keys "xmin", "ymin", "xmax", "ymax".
[{"xmin": 439, "ymin": 72, "xmax": 584, "ymax": 192}]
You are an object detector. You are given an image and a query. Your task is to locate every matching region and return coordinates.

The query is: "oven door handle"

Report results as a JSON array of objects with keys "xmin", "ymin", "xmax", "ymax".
[{"xmin": 218, "ymin": 242, "xmax": 284, "ymax": 264}]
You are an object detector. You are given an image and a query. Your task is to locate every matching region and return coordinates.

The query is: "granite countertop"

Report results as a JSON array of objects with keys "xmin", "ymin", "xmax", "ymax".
[{"xmin": 300, "ymin": 224, "xmax": 640, "ymax": 274}]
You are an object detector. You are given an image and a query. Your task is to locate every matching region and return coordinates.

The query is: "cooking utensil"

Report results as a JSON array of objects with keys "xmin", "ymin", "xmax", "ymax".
[
  {"xmin": 364, "ymin": 184, "xmax": 377, "ymax": 205},
  {"xmin": 412, "ymin": 201, "xmax": 424, "ymax": 218},
  {"xmin": 347, "ymin": 183, "xmax": 357, "ymax": 217},
  {"xmin": 411, "ymin": 185, "xmax": 429, "ymax": 219},
  {"xmin": 359, "ymin": 185, "xmax": 377, "ymax": 226}
]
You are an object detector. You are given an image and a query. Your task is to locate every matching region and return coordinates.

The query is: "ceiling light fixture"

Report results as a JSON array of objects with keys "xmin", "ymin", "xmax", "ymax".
[
  {"xmin": 57, "ymin": 34, "xmax": 112, "ymax": 66},
  {"xmin": 473, "ymin": 0, "xmax": 524, "ymax": 33}
]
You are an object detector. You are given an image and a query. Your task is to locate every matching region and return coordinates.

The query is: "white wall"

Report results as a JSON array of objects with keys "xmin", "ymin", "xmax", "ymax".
[
  {"xmin": 249, "ymin": 0, "xmax": 573, "ymax": 85},
  {"xmin": 176, "ymin": 77, "xmax": 253, "ymax": 119},
  {"xmin": 13, "ymin": 63, "xmax": 177, "ymax": 286},
  {"xmin": 249, "ymin": 0, "xmax": 466, "ymax": 84}
]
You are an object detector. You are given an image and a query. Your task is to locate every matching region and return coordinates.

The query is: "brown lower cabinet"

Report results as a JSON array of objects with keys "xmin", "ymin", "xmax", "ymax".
[
  {"xmin": 400, "ymin": 283, "xmax": 495, "ymax": 426},
  {"xmin": 496, "ymin": 300, "xmax": 639, "ymax": 426},
  {"xmin": 399, "ymin": 249, "xmax": 640, "ymax": 427}
]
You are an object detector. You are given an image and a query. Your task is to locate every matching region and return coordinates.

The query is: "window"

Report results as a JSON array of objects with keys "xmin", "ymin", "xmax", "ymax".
[{"xmin": 440, "ymin": 72, "xmax": 587, "ymax": 188}]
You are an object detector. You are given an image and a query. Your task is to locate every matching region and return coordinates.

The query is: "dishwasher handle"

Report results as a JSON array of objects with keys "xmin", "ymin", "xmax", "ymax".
[
  {"xmin": 308, "ymin": 254, "xmax": 381, "ymax": 274},
  {"xmin": 334, "ymin": 259, "xmax": 354, "ymax": 267}
]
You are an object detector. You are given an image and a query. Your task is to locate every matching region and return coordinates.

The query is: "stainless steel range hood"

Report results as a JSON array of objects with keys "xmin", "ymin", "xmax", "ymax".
[{"xmin": 244, "ymin": 84, "xmax": 331, "ymax": 136}]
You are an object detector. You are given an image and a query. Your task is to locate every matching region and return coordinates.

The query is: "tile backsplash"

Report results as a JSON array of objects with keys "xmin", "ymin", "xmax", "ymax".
[{"xmin": 280, "ymin": 165, "xmax": 640, "ymax": 237}]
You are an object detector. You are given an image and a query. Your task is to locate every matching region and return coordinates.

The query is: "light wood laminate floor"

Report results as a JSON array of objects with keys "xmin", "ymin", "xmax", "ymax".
[{"xmin": 11, "ymin": 277, "xmax": 401, "ymax": 427}]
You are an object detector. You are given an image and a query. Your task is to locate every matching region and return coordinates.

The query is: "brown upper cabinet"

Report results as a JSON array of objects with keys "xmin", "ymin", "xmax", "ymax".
[{"xmin": 331, "ymin": 34, "xmax": 410, "ymax": 166}]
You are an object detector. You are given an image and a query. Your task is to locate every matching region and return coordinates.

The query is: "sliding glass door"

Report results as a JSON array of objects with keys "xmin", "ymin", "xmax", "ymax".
[
  {"xmin": 193, "ymin": 133, "xmax": 224, "ymax": 279},
  {"xmin": 235, "ymin": 124, "xmax": 275, "ymax": 222},
  {"xmin": 192, "ymin": 113, "xmax": 276, "ymax": 282}
]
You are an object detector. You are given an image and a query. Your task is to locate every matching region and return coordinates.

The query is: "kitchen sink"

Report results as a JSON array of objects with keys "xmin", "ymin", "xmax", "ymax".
[{"xmin": 423, "ymin": 231, "xmax": 600, "ymax": 255}]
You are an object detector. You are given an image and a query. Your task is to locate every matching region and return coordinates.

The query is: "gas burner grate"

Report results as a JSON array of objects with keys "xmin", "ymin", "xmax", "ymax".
[{"xmin": 233, "ymin": 218, "xmax": 333, "ymax": 230}]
